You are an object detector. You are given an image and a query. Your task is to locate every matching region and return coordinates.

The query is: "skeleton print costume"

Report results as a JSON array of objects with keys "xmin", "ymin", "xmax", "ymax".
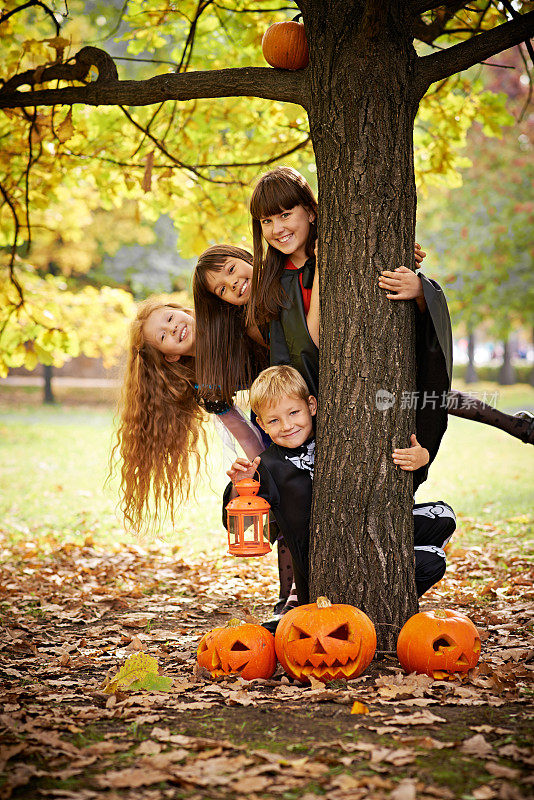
[{"xmin": 223, "ymin": 438, "xmax": 456, "ymax": 606}]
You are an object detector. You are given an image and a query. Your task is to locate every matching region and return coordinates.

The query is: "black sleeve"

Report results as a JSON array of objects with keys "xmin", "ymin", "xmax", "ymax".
[
  {"xmin": 412, "ymin": 273, "xmax": 453, "ymax": 491},
  {"xmin": 418, "ymin": 273, "xmax": 453, "ymax": 383},
  {"xmin": 199, "ymin": 397, "xmax": 232, "ymax": 415}
]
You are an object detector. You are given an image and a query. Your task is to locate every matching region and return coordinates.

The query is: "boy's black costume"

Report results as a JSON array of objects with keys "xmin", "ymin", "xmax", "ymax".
[
  {"xmin": 222, "ymin": 438, "xmax": 456, "ymax": 604},
  {"xmin": 269, "ymin": 257, "xmax": 453, "ymax": 491}
]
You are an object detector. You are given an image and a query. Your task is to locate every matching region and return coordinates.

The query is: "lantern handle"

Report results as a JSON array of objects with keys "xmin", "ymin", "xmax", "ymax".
[{"xmin": 233, "ymin": 468, "xmax": 261, "ymax": 484}]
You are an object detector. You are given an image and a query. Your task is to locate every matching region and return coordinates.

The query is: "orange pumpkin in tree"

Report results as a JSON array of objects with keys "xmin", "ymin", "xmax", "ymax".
[
  {"xmin": 275, "ymin": 597, "xmax": 376, "ymax": 683},
  {"xmin": 197, "ymin": 620, "xmax": 276, "ymax": 680},
  {"xmin": 397, "ymin": 609, "xmax": 481, "ymax": 678},
  {"xmin": 262, "ymin": 19, "xmax": 309, "ymax": 71}
]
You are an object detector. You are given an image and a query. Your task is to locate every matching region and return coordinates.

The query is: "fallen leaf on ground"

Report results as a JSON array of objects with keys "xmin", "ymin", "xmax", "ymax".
[
  {"xmin": 390, "ymin": 778, "xmax": 417, "ymax": 800},
  {"xmin": 484, "ymin": 762, "xmax": 520, "ymax": 779},
  {"xmin": 96, "ymin": 767, "xmax": 169, "ymax": 788},
  {"xmin": 461, "ymin": 734, "xmax": 493, "ymax": 758},
  {"xmin": 385, "ymin": 710, "xmax": 447, "ymax": 726},
  {"xmin": 351, "ymin": 701, "xmax": 370, "ymax": 714}
]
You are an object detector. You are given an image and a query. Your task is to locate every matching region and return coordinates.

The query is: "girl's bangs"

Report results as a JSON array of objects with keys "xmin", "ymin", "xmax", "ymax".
[
  {"xmin": 196, "ymin": 245, "xmax": 253, "ymax": 277},
  {"xmin": 250, "ymin": 178, "xmax": 304, "ymax": 220}
]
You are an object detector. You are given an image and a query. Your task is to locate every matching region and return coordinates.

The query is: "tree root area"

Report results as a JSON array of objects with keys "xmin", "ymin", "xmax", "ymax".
[{"xmin": 0, "ymin": 534, "xmax": 532, "ymax": 799}]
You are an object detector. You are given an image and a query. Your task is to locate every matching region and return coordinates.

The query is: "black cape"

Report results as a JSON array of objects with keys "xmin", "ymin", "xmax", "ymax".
[
  {"xmin": 268, "ymin": 258, "xmax": 453, "ymax": 491},
  {"xmin": 269, "ymin": 259, "xmax": 319, "ymax": 399}
]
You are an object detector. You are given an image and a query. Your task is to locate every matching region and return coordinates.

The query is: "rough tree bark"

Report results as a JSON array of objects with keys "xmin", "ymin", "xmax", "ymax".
[
  {"xmin": 1, "ymin": 1, "xmax": 533, "ymax": 649},
  {"xmin": 304, "ymin": 1, "xmax": 420, "ymax": 648}
]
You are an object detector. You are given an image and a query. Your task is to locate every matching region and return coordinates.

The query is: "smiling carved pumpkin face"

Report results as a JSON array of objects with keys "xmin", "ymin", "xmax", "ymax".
[
  {"xmin": 397, "ymin": 609, "xmax": 481, "ymax": 678},
  {"xmin": 197, "ymin": 621, "xmax": 276, "ymax": 681},
  {"xmin": 275, "ymin": 597, "xmax": 376, "ymax": 683}
]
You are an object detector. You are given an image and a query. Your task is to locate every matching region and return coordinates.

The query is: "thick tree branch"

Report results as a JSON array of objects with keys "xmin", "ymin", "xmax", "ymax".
[
  {"xmin": 411, "ymin": 0, "xmax": 462, "ymax": 13},
  {"xmin": 212, "ymin": 3, "xmax": 296, "ymax": 11},
  {"xmin": 1, "ymin": 47, "xmax": 118, "ymax": 93},
  {"xmin": 500, "ymin": 0, "xmax": 534, "ymax": 82},
  {"xmin": 0, "ymin": 64, "xmax": 308, "ymax": 110},
  {"xmin": 412, "ymin": 1, "xmax": 474, "ymax": 45},
  {"xmin": 415, "ymin": 10, "xmax": 534, "ymax": 96}
]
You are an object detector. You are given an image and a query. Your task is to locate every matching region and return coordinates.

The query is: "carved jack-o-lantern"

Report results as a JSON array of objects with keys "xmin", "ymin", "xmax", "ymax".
[
  {"xmin": 197, "ymin": 620, "xmax": 276, "ymax": 681},
  {"xmin": 275, "ymin": 597, "xmax": 376, "ymax": 683},
  {"xmin": 397, "ymin": 609, "xmax": 481, "ymax": 678}
]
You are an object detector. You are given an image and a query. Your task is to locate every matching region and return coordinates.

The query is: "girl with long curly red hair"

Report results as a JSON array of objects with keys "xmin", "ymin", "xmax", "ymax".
[{"xmin": 112, "ymin": 295, "xmax": 265, "ymax": 536}]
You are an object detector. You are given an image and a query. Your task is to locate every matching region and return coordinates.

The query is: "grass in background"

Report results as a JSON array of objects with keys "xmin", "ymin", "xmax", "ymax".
[
  {"xmin": 1, "ymin": 381, "xmax": 532, "ymax": 556},
  {"xmin": 419, "ymin": 380, "xmax": 533, "ymax": 549}
]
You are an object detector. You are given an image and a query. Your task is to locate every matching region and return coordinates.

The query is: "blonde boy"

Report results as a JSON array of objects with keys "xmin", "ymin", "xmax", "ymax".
[{"xmin": 223, "ymin": 366, "xmax": 455, "ymax": 628}]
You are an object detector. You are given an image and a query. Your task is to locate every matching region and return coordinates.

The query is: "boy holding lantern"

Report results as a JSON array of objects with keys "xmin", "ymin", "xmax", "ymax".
[{"xmin": 223, "ymin": 365, "xmax": 456, "ymax": 630}]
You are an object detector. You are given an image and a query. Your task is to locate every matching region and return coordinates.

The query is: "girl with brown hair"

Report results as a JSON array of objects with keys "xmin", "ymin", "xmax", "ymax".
[
  {"xmin": 192, "ymin": 244, "xmax": 267, "ymax": 408},
  {"xmin": 193, "ymin": 247, "xmax": 298, "ymax": 619},
  {"xmin": 245, "ymin": 165, "xmax": 533, "ymax": 484}
]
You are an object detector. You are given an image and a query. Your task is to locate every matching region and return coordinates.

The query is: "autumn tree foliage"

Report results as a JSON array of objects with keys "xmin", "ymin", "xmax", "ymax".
[
  {"xmin": 0, "ymin": 197, "xmax": 154, "ymax": 376},
  {"xmin": 419, "ymin": 48, "xmax": 534, "ymax": 343},
  {"xmin": 1, "ymin": 0, "xmax": 533, "ymax": 647}
]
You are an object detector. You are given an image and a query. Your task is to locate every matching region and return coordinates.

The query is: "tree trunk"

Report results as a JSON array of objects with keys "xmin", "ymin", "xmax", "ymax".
[
  {"xmin": 43, "ymin": 365, "xmax": 56, "ymax": 405},
  {"xmin": 498, "ymin": 338, "xmax": 516, "ymax": 386},
  {"xmin": 305, "ymin": 2, "xmax": 419, "ymax": 649},
  {"xmin": 465, "ymin": 331, "xmax": 478, "ymax": 384}
]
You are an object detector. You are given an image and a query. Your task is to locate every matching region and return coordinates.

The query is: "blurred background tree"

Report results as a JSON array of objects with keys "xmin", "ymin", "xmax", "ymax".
[{"xmin": 418, "ymin": 47, "xmax": 534, "ymax": 385}]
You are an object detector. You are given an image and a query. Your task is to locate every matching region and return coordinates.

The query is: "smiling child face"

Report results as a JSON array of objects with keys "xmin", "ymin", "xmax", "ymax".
[
  {"xmin": 204, "ymin": 257, "xmax": 253, "ymax": 306},
  {"xmin": 259, "ymin": 205, "xmax": 316, "ymax": 267},
  {"xmin": 256, "ymin": 392, "xmax": 317, "ymax": 448},
  {"xmin": 142, "ymin": 306, "xmax": 196, "ymax": 361}
]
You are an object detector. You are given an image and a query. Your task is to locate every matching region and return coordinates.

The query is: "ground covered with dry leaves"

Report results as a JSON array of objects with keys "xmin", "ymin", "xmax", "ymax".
[{"xmin": 1, "ymin": 528, "xmax": 533, "ymax": 800}]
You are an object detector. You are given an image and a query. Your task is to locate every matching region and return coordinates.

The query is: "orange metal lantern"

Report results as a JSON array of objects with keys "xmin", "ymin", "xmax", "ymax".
[{"xmin": 225, "ymin": 477, "xmax": 271, "ymax": 557}]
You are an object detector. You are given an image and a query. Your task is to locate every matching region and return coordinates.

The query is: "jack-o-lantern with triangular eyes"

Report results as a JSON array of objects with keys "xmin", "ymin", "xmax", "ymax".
[
  {"xmin": 197, "ymin": 620, "xmax": 276, "ymax": 681},
  {"xmin": 397, "ymin": 609, "xmax": 481, "ymax": 678},
  {"xmin": 275, "ymin": 597, "xmax": 376, "ymax": 683}
]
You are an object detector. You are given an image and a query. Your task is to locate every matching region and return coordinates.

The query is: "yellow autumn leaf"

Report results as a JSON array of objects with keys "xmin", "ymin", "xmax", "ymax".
[
  {"xmin": 44, "ymin": 36, "xmax": 70, "ymax": 58},
  {"xmin": 21, "ymin": 39, "xmax": 49, "ymax": 57},
  {"xmin": 9, "ymin": 343, "xmax": 27, "ymax": 368},
  {"xmin": 56, "ymin": 110, "xmax": 74, "ymax": 143},
  {"xmin": 350, "ymin": 701, "xmax": 370, "ymax": 715},
  {"xmin": 103, "ymin": 652, "xmax": 160, "ymax": 694}
]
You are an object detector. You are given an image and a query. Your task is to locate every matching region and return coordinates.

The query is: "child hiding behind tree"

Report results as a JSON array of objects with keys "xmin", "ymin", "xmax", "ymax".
[{"xmin": 223, "ymin": 366, "xmax": 456, "ymax": 631}]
